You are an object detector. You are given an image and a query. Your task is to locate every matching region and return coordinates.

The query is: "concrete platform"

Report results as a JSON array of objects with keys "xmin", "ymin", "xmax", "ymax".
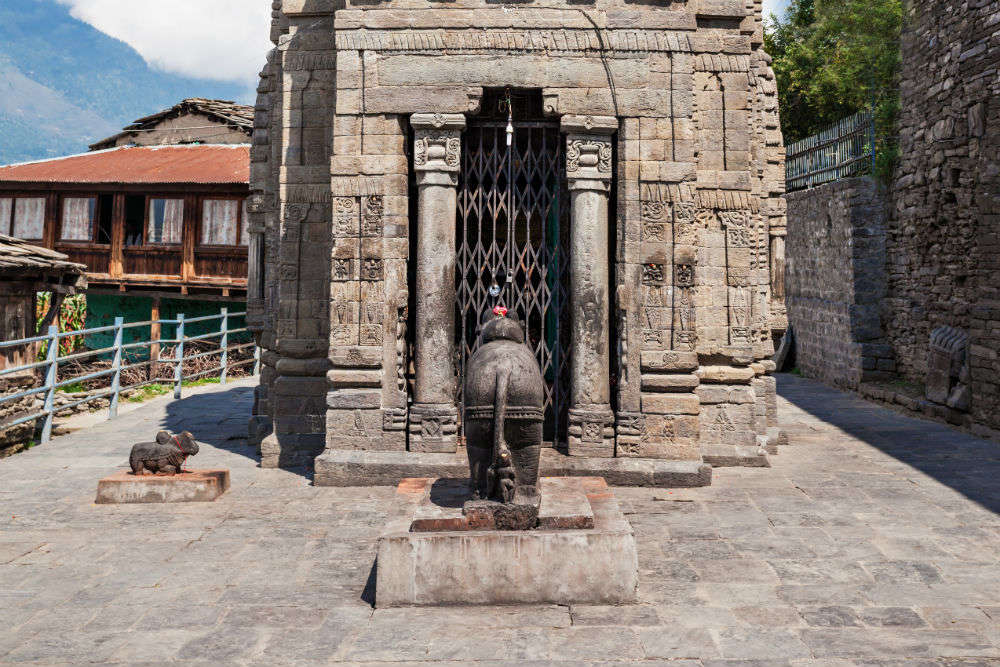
[
  {"xmin": 375, "ymin": 476, "xmax": 639, "ymax": 607},
  {"xmin": 315, "ymin": 446, "xmax": 712, "ymax": 488},
  {"xmin": 94, "ymin": 469, "xmax": 230, "ymax": 504}
]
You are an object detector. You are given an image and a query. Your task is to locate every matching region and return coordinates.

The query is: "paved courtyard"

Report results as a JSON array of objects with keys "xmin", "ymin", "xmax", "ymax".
[{"xmin": 1, "ymin": 375, "xmax": 999, "ymax": 666}]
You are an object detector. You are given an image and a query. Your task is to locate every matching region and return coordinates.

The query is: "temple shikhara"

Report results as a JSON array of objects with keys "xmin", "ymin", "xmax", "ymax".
[{"xmin": 247, "ymin": 0, "xmax": 788, "ymax": 485}]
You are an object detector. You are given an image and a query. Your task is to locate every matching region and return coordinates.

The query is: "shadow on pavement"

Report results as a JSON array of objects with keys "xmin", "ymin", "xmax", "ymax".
[
  {"xmin": 777, "ymin": 372, "xmax": 1000, "ymax": 515},
  {"xmin": 161, "ymin": 383, "xmax": 262, "ymax": 462}
]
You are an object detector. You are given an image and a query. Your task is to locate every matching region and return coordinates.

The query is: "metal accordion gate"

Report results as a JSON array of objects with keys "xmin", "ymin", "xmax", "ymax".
[{"xmin": 456, "ymin": 97, "xmax": 572, "ymax": 445}]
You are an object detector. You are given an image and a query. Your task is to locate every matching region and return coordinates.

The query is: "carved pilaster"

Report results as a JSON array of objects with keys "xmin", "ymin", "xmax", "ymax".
[
  {"xmin": 562, "ymin": 115, "xmax": 617, "ymax": 457},
  {"xmin": 409, "ymin": 113, "xmax": 466, "ymax": 452}
]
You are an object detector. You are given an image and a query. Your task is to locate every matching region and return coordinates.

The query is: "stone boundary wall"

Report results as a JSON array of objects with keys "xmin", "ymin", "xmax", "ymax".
[
  {"xmin": 785, "ymin": 178, "xmax": 891, "ymax": 390},
  {"xmin": 0, "ymin": 375, "xmax": 37, "ymax": 457},
  {"xmin": 886, "ymin": 0, "xmax": 1000, "ymax": 435}
]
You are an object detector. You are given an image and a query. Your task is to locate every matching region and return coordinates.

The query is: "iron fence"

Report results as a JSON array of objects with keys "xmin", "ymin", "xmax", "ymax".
[
  {"xmin": 0, "ymin": 308, "xmax": 259, "ymax": 444},
  {"xmin": 785, "ymin": 111, "xmax": 876, "ymax": 191}
]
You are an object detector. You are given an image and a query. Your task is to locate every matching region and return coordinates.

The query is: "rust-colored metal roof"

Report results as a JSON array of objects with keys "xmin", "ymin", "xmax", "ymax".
[{"xmin": 0, "ymin": 145, "xmax": 250, "ymax": 186}]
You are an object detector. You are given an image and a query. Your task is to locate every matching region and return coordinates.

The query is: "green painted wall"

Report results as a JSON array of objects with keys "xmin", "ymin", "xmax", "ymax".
[{"xmin": 85, "ymin": 294, "xmax": 249, "ymax": 359}]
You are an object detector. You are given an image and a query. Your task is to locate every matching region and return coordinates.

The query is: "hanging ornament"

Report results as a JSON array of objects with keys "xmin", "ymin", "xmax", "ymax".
[{"xmin": 504, "ymin": 87, "xmax": 514, "ymax": 147}]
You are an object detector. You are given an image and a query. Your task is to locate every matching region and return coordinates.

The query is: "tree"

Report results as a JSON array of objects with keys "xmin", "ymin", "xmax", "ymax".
[{"xmin": 765, "ymin": 0, "xmax": 903, "ymax": 177}]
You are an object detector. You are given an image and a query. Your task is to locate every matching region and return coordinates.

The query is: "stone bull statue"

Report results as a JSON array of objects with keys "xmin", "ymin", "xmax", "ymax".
[
  {"xmin": 129, "ymin": 431, "xmax": 198, "ymax": 476},
  {"xmin": 463, "ymin": 316, "xmax": 545, "ymax": 507}
]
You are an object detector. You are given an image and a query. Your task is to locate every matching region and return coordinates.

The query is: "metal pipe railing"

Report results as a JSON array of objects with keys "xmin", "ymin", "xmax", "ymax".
[{"xmin": 0, "ymin": 307, "xmax": 258, "ymax": 443}]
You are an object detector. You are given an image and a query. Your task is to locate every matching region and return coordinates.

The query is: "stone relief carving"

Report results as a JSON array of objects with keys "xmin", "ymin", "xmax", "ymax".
[
  {"xmin": 414, "ymin": 133, "xmax": 462, "ymax": 169},
  {"xmin": 926, "ymin": 326, "xmax": 971, "ymax": 411},
  {"xmin": 641, "ymin": 201, "xmax": 665, "ymax": 221},
  {"xmin": 332, "ymin": 258, "xmax": 353, "ymax": 282},
  {"xmin": 642, "ymin": 264, "xmax": 666, "ymax": 285},
  {"xmin": 362, "ymin": 196, "xmax": 384, "ymax": 237},
  {"xmin": 675, "ymin": 264, "xmax": 695, "ymax": 287},
  {"xmin": 361, "ymin": 258, "xmax": 384, "ymax": 281},
  {"xmin": 566, "ymin": 138, "xmax": 613, "ymax": 174},
  {"xmin": 334, "ymin": 197, "xmax": 358, "ymax": 237}
]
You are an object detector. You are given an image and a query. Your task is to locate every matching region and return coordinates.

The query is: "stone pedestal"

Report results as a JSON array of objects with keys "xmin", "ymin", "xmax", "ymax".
[
  {"xmin": 375, "ymin": 476, "xmax": 638, "ymax": 606},
  {"xmin": 314, "ymin": 447, "xmax": 712, "ymax": 488},
  {"xmin": 95, "ymin": 470, "xmax": 230, "ymax": 504},
  {"xmin": 563, "ymin": 115, "xmax": 617, "ymax": 457},
  {"xmin": 408, "ymin": 113, "xmax": 466, "ymax": 453}
]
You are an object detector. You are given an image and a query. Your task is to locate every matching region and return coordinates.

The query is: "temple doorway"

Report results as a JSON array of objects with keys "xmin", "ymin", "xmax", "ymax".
[{"xmin": 456, "ymin": 89, "xmax": 571, "ymax": 445}]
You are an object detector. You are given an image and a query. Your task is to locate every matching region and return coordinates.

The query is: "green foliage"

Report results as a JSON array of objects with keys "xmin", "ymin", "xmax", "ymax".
[
  {"xmin": 182, "ymin": 377, "xmax": 222, "ymax": 387},
  {"xmin": 765, "ymin": 0, "xmax": 903, "ymax": 181},
  {"xmin": 126, "ymin": 384, "xmax": 172, "ymax": 403},
  {"xmin": 35, "ymin": 293, "xmax": 87, "ymax": 358}
]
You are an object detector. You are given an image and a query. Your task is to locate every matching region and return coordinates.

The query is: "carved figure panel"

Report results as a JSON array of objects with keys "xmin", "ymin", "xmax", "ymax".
[
  {"xmin": 334, "ymin": 197, "xmax": 359, "ymax": 237},
  {"xmin": 361, "ymin": 196, "xmax": 384, "ymax": 237}
]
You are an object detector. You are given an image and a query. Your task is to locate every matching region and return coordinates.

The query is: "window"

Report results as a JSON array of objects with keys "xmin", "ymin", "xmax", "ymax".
[
  {"xmin": 61, "ymin": 197, "xmax": 96, "ymax": 241},
  {"xmin": 12, "ymin": 198, "xmax": 45, "ymax": 239},
  {"xmin": 147, "ymin": 198, "xmax": 183, "ymax": 244},
  {"xmin": 96, "ymin": 194, "xmax": 114, "ymax": 244},
  {"xmin": 240, "ymin": 199, "xmax": 249, "ymax": 246},
  {"xmin": 201, "ymin": 199, "xmax": 239, "ymax": 246},
  {"xmin": 124, "ymin": 195, "xmax": 145, "ymax": 247},
  {"xmin": 0, "ymin": 198, "xmax": 11, "ymax": 236}
]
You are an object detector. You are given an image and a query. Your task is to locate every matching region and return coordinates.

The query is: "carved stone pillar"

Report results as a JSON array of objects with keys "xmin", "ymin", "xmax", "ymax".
[
  {"xmin": 563, "ymin": 115, "xmax": 617, "ymax": 457},
  {"xmin": 408, "ymin": 113, "xmax": 466, "ymax": 453}
]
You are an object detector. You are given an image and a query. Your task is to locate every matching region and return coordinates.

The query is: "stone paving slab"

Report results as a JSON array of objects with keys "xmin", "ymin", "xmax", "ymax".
[{"xmin": 1, "ymin": 374, "xmax": 999, "ymax": 665}]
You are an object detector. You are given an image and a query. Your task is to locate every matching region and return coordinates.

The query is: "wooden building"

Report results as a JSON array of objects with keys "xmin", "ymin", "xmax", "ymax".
[
  {"xmin": 89, "ymin": 98, "xmax": 254, "ymax": 151},
  {"xmin": 0, "ymin": 235, "xmax": 86, "ymax": 371},
  {"xmin": 0, "ymin": 143, "xmax": 250, "ymax": 301}
]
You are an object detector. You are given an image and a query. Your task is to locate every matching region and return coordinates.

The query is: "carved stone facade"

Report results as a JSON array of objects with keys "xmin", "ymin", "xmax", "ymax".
[{"xmin": 247, "ymin": 0, "xmax": 787, "ymax": 481}]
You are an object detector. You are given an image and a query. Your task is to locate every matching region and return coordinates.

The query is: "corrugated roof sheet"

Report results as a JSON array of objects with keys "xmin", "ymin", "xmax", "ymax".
[
  {"xmin": 0, "ymin": 145, "xmax": 250, "ymax": 185},
  {"xmin": 0, "ymin": 235, "xmax": 86, "ymax": 278}
]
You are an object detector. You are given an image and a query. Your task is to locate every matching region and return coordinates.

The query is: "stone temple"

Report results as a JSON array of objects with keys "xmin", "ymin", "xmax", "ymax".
[{"xmin": 246, "ymin": 0, "xmax": 787, "ymax": 485}]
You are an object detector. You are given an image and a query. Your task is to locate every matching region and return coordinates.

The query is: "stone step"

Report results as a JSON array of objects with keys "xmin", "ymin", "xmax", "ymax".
[
  {"xmin": 538, "ymin": 477, "xmax": 594, "ymax": 529},
  {"xmin": 701, "ymin": 444, "xmax": 771, "ymax": 468},
  {"xmin": 313, "ymin": 447, "xmax": 712, "ymax": 488}
]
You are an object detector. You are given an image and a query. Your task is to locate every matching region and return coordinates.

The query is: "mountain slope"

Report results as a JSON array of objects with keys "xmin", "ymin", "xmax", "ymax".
[{"xmin": 0, "ymin": 0, "xmax": 252, "ymax": 164}]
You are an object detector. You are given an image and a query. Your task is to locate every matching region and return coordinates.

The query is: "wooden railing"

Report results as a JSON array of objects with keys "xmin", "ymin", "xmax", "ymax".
[{"xmin": 0, "ymin": 308, "xmax": 258, "ymax": 444}]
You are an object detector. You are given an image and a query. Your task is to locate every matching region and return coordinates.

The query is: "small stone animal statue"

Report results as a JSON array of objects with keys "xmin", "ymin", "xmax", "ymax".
[
  {"xmin": 463, "ymin": 316, "xmax": 545, "ymax": 507},
  {"xmin": 129, "ymin": 431, "xmax": 198, "ymax": 476}
]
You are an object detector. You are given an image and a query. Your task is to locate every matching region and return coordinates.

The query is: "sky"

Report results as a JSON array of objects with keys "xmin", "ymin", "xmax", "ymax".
[
  {"xmin": 57, "ymin": 0, "xmax": 791, "ymax": 86},
  {"xmin": 57, "ymin": 0, "xmax": 272, "ymax": 85},
  {"xmin": 763, "ymin": 0, "xmax": 791, "ymax": 19}
]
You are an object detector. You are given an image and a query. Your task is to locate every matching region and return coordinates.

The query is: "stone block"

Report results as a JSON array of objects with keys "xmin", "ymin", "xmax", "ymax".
[
  {"xmin": 95, "ymin": 470, "xmax": 230, "ymax": 504},
  {"xmin": 696, "ymin": 365, "xmax": 755, "ymax": 384},
  {"xmin": 695, "ymin": 384, "xmax": 756, "ymax": 404},
  {"xmin": 701, "ymin": 444, "xmax": 770, "ymax": 468},
  {"xmin": 640, "ymin": 350, "xmax": 699, "ymax": 372},
  {"xmin": 375, "ymin": 477, "xmax": 638, "ymax": 606},
  {"xmin": 642, "ymin": 393, "xmax": 700, "ymax": 415},
  {"xmin": 641, "ymin": 373, "xmax": 700, "ymax": 392}
]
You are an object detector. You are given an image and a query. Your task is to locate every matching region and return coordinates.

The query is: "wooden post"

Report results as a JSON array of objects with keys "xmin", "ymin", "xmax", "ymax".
[
  {"xmin": 109, "ymin": 194, "xmax": 125, "ymax": 279},
  {"xmin": 182, "ymin": 195, "xmax": 197, "ymax": 283},
  {"xmin": 41, "ymin": 325, "xmax": 58, "ymax": 443},
  {"xmin": 109, "ymin": 317, "xmax": 123, "ymax": 419},
  {"xmin": 149, "ymin": 296, "xmax": 161, "ymax": 381},
  {"xmin": 43, "ymin": 193, "xmax": 58, "ymax": 249}
]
